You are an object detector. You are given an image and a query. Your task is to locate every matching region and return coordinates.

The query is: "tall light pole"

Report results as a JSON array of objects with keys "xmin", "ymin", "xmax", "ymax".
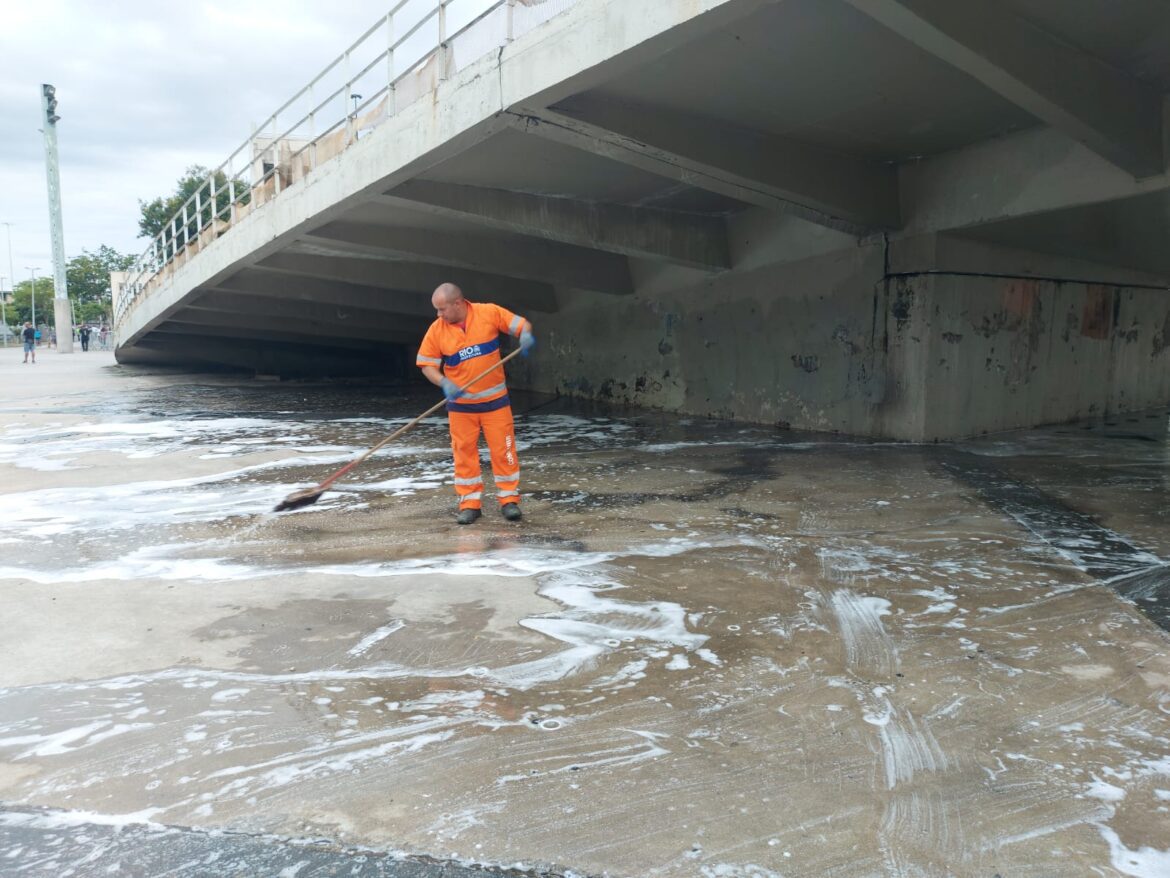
[
  {"xmin": 41, "ymin": 84, "xmax": 73, "ymax": 353},
  {"xmin": 27, "ymin": 267, "xmax": 39, "ymax": 333}
]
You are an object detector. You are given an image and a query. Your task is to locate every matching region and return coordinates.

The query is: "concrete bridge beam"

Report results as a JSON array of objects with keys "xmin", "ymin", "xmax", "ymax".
[
  {"xmin": 843, "ymin": 0, "xmax": 1166, "ymax": 178},
  {"xmin": 151, "ymin": 322, "xmax": 421, "ymax": 348},
  {"xmin": 381, "ymin": 180, "xmax": 732, "ymax": 271},
  {"xmin": 901, "ymin": 126, "xmax": 1170, "ymax": 237},
  {"xmin": 187, "ymin": 288, "xmax": 433, "ymax": 333},
  {"xmin": 128, "ymin": 332, "xmax": 409, "ymax": 375},
  {"xmin": 505, "ymin": 0, "xmax": 778, "ymax": 110},
  {"xmin": 508, "ymin": 102, "xmax": 901, "ymax": 234},
  {"xmin": 212, "ymin": 271, "xmax": 437, "ymax": 319},
  {"xmin": 168, "ymin": 308, "xmax": 425, "ymax": 345},
  {"xmin": 304, "ymin": 221, "xmax": 633, "ymax": 296},
  {"xmin": 889, "ymin": 232, "xmax": 1170, "ymax": 290},
  {"xmin": 253, "ymin": 252, "xmax": 559, "ymax": 314},
  {"xmin": 148, "ymin": 325, "xmax": 390, "ymax": 348}
]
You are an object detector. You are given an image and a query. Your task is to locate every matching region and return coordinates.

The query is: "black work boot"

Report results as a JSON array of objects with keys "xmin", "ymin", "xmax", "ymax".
[
  {"xmin": 456, "ymin": 508, "xmax": 482, "ymax": 525},
  {"xmin": 501, "ymin": 503, "xmax": 522, "ymax": 522}
]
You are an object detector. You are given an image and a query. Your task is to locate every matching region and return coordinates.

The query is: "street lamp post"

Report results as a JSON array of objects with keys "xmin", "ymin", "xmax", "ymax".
[
  {"xmin": 41, "ymin": 84, "xmax": 73, "ymax": 353},
  {"xmin": 27, "ymin": 267, "xmax": 39, "ymax": 336}
]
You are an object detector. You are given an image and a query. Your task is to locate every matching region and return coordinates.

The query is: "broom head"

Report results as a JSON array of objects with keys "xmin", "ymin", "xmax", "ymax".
[{"xmin": 274, "ymin": 485, "xmax": 327, "ymax": 513}]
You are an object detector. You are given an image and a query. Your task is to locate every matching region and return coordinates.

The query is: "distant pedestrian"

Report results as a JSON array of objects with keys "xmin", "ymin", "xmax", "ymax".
[
  {"xmin": 99, "ymin": 326, "xmax": 109, "ymax": 350},
  {"xmin": 79, "ymin": 325, "xmax": 91, "ymax": 351},
  {"xmin": 21, "ymin": 322, "xmax": 35, "ymax": 364}
]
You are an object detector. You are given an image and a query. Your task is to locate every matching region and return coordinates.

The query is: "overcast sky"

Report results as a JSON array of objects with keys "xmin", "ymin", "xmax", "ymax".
[{"xmin": 0, "ymin": 0, "xmax": 454, "ymax": 292}]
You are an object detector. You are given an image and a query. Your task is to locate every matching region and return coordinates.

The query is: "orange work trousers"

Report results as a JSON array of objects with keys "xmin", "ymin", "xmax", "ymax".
[{"xmin": 448, "ymin": 405, "xmax": 520, "ymax": 510}]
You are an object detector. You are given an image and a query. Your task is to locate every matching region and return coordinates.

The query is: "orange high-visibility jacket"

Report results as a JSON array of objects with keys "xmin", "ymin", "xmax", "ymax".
[{"xmin": 416, "ymin": 301, "xmax": 531, "ymax": 412}]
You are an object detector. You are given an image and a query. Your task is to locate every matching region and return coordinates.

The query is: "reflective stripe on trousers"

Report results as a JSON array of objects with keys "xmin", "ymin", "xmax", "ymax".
[{"xmin": 448, "ymin": 404, "xmax": 520, "ymax": 510}]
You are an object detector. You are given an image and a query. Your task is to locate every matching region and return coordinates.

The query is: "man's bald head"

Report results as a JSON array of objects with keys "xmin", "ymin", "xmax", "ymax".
[{"xmin": 432, "ymin": 283, "xmax": 469, "ymax": 324}]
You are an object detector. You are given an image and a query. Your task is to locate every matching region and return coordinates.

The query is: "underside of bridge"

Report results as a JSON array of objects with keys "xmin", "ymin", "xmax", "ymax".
[{"xmin": 116, "ymin": 0, "xmax": 1170, "ymax": 440}]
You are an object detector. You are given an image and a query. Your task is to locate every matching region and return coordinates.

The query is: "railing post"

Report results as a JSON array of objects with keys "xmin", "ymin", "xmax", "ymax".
[
  {"xmin": 207, "ymin": 173, "xmax": 216, "ymax": 228},
  {"xmin": 308, "ymin": 82, "xmax": 317, "ymax": 170},
  {"xmin": 344, "ymin": 49, "xmax": 354, "ymax": 142},
  {"xmin": 438, "ymin": 0, "xmax": 449, "ymax": 80},
  {"xmin": 228, "ymin": 177, "xmax": 237, "ymax": 224},
  {"xmin": 171, "ymin": 216, "xmax": 179, "ymax": 259},
  {"xmin": 387, "ymin": 10, "xmax": 396, "ymax": 117},
  {"xmin": 194, "ymin": 189, "xmax": 202, "ymax": 239},
  {"xmin": 181, "ymin": 203, "xmax": 190, "ymax": 247},
  {"xmin": 269, "ymin": 112, "xmax": 281, "ymax": 195},
  {"xmin": 506, "ymin": 0, "xmax": 516, "ymax": 42}
]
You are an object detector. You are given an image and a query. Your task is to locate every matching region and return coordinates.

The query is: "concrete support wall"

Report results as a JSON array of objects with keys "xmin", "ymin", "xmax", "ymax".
[
  {"xmin": 518, "ymin": 239, "xmax": 914, "ymax": 435},
  {"xmin": 914, "ymin": 274, "xmax": 1170, "ymax": 438},
  {"xmin": 518, "ymin": 236, "xmax": 1170, "ymax": 440}
]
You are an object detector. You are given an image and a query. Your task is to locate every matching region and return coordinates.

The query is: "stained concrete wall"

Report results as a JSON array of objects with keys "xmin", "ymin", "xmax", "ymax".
[
  {"xmin": 517, "ymin": 237, "xmax": 916, "ymax": 436},
  {"xmin": 916, "ymin": 275, "xmax": 1170, "ymax": 438},
  {"xmin": 517, "ymin": 234, "xmax": 1170, "ymax": 440}
]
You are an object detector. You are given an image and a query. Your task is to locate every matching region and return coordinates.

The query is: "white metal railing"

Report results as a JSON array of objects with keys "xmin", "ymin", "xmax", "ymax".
[{"xmin": 114, "ymin": 0, "xmax": 579, "ymax": 332}]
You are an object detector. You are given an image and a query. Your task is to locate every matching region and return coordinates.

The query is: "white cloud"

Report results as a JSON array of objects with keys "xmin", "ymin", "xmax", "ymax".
[{"xmin": 0, "ymin": 0, "xmax": 403, "ymax": 288}]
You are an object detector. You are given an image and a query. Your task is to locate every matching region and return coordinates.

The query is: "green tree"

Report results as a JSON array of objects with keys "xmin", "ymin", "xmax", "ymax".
[
  {"xmin": 138, "ymin": 165, "xmax": 249, "ymax": 253},
  {"xmin": 3, "ymin": 246, "xmax": 134, "ymax": 331},
  {"xmin": 7, "ymin": 277, "xmax": 54, "ymax": 327},
  {"xmin": 66, "ymin": 245, "xmax": 135, "ymax": 324}
]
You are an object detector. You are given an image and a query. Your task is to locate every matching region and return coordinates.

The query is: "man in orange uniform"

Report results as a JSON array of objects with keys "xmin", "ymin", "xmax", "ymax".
[{"xmin": 417, "ymin": 283, "xmax": 535, "ymax": 524}]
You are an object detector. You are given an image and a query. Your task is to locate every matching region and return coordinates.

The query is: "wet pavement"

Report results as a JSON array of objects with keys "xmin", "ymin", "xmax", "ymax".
[{"xmin": 1, "ymin": 353, "xmax": 1168, "ymax": 877}]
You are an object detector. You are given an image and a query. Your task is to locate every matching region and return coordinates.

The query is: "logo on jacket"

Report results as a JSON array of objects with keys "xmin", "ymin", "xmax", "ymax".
[{"xmin": 457, "ymin": 344, "xmax": 483, "ymax": 361}]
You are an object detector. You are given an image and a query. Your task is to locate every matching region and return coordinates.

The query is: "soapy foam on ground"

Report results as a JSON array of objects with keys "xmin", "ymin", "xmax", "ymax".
[{"xmin": 2, "ymin": 380, "xmax": 1168, "ymax": 876}]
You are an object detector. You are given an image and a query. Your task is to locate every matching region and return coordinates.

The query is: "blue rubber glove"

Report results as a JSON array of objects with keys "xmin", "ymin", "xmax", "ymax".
[
  {"xmin": 519, "ymin": 329, "xmax": 536, "ymax": 357},
  {"xmin": 440, "ymin": 377, "xmax": 460, "ymax": 401}
]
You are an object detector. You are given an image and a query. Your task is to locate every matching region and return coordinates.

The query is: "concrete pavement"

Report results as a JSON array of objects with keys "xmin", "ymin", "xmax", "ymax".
[{"xmin": 1, "ymin": 353, "xmax": 1168, "ymax": 876}]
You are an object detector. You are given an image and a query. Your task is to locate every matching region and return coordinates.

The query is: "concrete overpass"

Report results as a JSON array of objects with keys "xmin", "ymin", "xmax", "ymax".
[{"xmin": 114, "ymin": 0, "xmax": 1170, "ymax": 440}]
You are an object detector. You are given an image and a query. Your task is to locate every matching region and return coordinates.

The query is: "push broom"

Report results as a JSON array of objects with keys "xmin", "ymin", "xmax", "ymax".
[{"xmin": 274, "ymin": 347, "xmax": 523, "ymax": 512}]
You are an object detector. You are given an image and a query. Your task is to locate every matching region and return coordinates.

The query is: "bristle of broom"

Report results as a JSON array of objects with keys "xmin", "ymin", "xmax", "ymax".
[{"xmin": 273, "ymin": 486, "xmax": 326, "ymax": 513}]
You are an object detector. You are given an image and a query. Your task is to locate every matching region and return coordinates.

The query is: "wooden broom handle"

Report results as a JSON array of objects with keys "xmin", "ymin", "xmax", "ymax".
[{"xmin": 319, "ymin": 347, "xmax": 525, "ymax": 490}]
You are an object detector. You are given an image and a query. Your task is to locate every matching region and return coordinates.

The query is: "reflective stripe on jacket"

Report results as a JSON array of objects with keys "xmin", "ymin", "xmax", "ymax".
[{"xmin": 415, "ymin": 301, "xmax": 530, "ymax": 406}]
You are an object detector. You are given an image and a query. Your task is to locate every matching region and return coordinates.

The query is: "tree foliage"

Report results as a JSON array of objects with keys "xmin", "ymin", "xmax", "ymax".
[
  {"xmin": 3, "ymin": 245, "xmax": 134, "ymax": 330},
  {"xmin": 138, "ymin": 164, "xmax": 250, "ymax": 250},
  {"xmin": 5, "ymin": 277, "xmax": 53, "ymax": 328},
  {"xmin": 67, "ymin": 245, "xmax": 135, "ymax": 323}
]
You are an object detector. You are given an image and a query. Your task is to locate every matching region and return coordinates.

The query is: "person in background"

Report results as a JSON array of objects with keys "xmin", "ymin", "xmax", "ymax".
[{"xmin": 21, "ymin": 322, "xmax": 35, "ymax": 364}]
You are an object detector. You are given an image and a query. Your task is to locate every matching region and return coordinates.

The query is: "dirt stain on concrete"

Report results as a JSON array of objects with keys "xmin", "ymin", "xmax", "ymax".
[{"xmin": 1, "ymin": 356, "xmax": 1168, "ymax": 877}]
